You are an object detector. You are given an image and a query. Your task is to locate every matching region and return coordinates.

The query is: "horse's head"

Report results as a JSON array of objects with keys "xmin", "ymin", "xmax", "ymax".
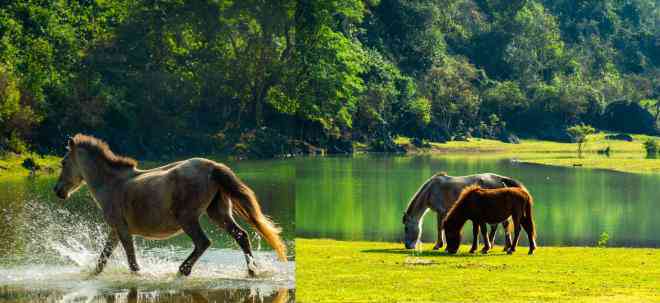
[
  {"xmin": 402, "ymin": 212, "xmax": 422, "ymax": 249},
  {"xmin": 54, "ymin": 138, "xmax": 84, "ymax": 199}
]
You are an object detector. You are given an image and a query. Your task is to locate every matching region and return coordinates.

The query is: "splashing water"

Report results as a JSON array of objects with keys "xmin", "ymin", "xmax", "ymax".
[{"xmin": 0, "ymin": 197, "xmax": 295, "ymax": 302}]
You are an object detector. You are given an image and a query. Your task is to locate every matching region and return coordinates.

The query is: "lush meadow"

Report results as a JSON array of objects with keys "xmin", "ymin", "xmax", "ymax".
[{"xmin": 296, "ymin": 239, "xmax": 660, "ymax": 302}]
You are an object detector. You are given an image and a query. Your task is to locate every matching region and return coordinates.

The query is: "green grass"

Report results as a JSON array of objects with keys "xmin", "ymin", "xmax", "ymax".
[
  {"xmin": 395, "ymin": 133, "xmax": 660, "ymax": 174},
  {"xmin": 296, "ymin": 239, "xmax": 660, "ymax": 302},
  {"xmin": 0, "ymin": 153, "xmax": 60, "ymax": 177}
]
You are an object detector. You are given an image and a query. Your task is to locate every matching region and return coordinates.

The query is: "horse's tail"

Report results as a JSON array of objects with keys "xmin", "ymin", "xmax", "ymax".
[
  {"xmin": 521, "ymin": 187, "xmax": 536, "ymax": 240},
  {"xmin": 212, "ymin": 165, "xmax": 287, "ymax": 261}
]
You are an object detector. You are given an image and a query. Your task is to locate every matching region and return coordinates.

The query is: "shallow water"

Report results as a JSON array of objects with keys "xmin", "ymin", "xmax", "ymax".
[
  {"xmin": 0, "ymin": 158, "xmax": 295, "ymax": 302},
  {"xmin": 296, "ymin": 154, "xmax": 660, "ymax": 247}
]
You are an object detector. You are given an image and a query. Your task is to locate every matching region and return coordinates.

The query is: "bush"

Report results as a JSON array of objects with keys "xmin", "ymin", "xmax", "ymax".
[
  {"xmin": 6, "ymin": 132, "xmax": 28, "ymax": 154},
  {"xmin": 597, "ymin": 232, "xmax": 610, "ymax": 247},
  {"xmin": 601, "ymin": 101, "xmax": 657, "ymax": 135},
  {"xmin": 643, "ymin": 139, "xmax": 658, "ymax": 155}
]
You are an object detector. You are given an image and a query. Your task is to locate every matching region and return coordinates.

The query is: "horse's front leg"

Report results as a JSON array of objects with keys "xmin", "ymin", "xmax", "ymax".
[
  {"xmin": 117, "ymin": 227, "xmax": 140, "ymax": 272},
  {"xmin": 480, "ymin": 224, "xmax": 491, "ymax": 254},
  {"xmin": 94, "ymin": 230, "xmax": 118, "ymax": 275},
  {"xmin": 488, "ymin": 223, "xmax": 497, "ymax": 247},
  {"xmin": 178, "ymin": 219, "xmax": 211, "ymax": 276},
  {"xmin": 507, "ymin": 216, "xmax": 522, "ymax": 255},
  {"xmin": 469, "ymin": 222, "xmax": 479, "ymax": 253},
  {"xmin": 433, "ymin": 212, "xmax": 445, "ymax": 250},
  {"xmin": 502, "ymin": 219, "xmax": 513, "ymax": 251}
]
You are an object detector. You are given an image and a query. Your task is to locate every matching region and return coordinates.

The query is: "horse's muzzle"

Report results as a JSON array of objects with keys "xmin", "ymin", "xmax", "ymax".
[{"xmin": 54, "ymin": 186, "xmax": 67, "ymax": 199}]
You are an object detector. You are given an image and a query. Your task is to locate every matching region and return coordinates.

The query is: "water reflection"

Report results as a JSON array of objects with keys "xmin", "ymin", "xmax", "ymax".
[
  {"xmin": 0, "ymin": 287, "xmax": 293, "ymax": 303},
  {"xmin": 295, "ymin": 155, "xmax": 660, "ymax": 247}
]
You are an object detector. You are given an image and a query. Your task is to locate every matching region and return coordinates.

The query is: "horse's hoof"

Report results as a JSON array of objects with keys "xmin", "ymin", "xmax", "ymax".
[
  {"xmin": 178, "ymin": 268, "xmax": 192, "ymax": 277},
  {"xmin": 469, "ymin": 249, "xmax": 477, "ymax": 254},
  {"xmin": 481, "ymin": 248, "xmax": 490, "ymax": 254},
  {"xmin": 528, "ymin": 250, "xmax": 535, "ymax": 255},
  {"xmin": 248, "ymin": 269, "xmax": 256, "ymax": 277},
  {"xmin": 506, "ymin": 250, "xmax": 513, "ymax": 255}
]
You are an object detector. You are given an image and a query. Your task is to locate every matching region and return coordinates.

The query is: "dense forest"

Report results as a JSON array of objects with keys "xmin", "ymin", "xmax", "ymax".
[{"xmin": 0, "ymin": 0, "xmax": 658, "ymax": 158}]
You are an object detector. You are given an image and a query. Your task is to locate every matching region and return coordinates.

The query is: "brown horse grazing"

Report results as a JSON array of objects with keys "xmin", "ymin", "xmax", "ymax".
[
  {"xmin": 53, "ymin": 134, "xmax": 286, "ymax": 277},
  {"xmin": 442, "ymin": 185, "xmax": 537, "ymax": 255},
  {"xmin": 402, "ymin": 172, "xmax": 521, "ymax": 251}
]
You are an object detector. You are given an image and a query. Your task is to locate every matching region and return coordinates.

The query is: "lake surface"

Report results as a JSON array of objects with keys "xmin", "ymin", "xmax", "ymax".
[
  {"xmin": 0, "ymin": 158, "xmax": 295, "ymax": 303},
  {"xmin": 296, "ymin": 155, "xmax": 660, "ymax": 248}
]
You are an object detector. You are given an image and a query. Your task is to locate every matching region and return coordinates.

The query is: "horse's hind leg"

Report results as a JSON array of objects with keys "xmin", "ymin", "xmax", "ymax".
[
  {"xmin": 178, "ymin": 219, "xmax": 211, "ymax": 276},
  {"xmin": 521, "ymin": 216, "xmax": 537, "ymax": 255},
  {"xmin": 94, "ymin": 230, "xmax": 118, "ymax": 275},
  {"xmin": 207, "ymin": 193, "xmax": 257, "ymax": 276}
]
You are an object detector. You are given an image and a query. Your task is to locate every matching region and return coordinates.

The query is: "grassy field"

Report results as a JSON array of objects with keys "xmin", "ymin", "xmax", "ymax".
[
  {"xmin": 296, "ymin": 238, "xmax": 660, "ymax": 302},
  {"xmin": 395, "ymin": 133, "xmax": 660, "ymax": 174}
]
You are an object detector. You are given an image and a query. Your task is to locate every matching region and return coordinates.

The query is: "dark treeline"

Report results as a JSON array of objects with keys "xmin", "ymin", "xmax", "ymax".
[{"xmin": 0, "ymin": 0, "xmax": 658, "ymax": 158}]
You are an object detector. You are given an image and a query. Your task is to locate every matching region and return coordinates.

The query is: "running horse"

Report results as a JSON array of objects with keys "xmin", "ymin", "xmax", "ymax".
[
  {"xmin": 53, "ymin": 134, "xmax": 286, "ymax": 276},
  {"xmin": 402, "ymin": 172, "xmax": 524, "ymax": 252}
]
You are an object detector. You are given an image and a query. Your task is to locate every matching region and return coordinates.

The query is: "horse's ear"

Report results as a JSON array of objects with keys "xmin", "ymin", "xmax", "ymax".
[{"xmin": 402, "ymin": 212, "xmax": 407, "ymax": 224}]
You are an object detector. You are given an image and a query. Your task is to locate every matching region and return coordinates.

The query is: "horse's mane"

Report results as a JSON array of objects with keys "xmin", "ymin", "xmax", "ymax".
[
  {"xmin": 434, "ymin": 171, "xmax": 448, "ymax": 177},
  {"xmin": 444, "ymin": 184, "xmax": 481, "ymax": 220},
  {"xmin": 72, "ymin": 134, "xmax": 137, "ymax": 168}
]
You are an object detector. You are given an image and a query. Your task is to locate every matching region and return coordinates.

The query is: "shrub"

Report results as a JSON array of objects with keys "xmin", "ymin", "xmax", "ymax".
[
  {"xmin": 597, "ymin": 232, "xmax": 610, "ymax": 247},
  {"xmin": 643, "ymin": 139, "xmax": 658, "ymax": 155}
]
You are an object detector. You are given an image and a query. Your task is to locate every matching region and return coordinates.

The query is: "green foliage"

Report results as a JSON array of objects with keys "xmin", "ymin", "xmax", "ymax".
[
  {"xmin": 567, "ymin": 124, "xmax": 596, "ymax": 156},
  {"xmin": 407, "ymin": 97, "xmax": 431, "ymax": 125},
  {"xmin": 643, "ymin": 139, "xmax": 658, "ymax": 155},
  {"xmin": 598, "ymin": 232, "xmax": 610, "ymax": 247},
  {"xmin": 0, "ymin": 0, "xmax": 658, "ymax": 157}
]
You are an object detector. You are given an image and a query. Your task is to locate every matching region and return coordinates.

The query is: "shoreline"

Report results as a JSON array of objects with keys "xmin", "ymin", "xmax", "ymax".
[
  {"xmin": 393, "ymin": 133, "xmax": 660, "ymax": 174},
  {"xmin": 4, "ymin": 132, "xmax": 660, "ymax": 177}
]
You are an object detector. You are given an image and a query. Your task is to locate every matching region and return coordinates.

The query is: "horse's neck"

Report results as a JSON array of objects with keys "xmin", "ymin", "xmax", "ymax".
[
  {"xmin": 407, "ymin": 204, "xmax": 429, "ymax": 222},
  {"xmin": 78, "ymin": 157, "xmax": 132, "ymax": 192},
  {"xmin": 446, "ymin": 211, "xmax": 468, "ymax": 230}
]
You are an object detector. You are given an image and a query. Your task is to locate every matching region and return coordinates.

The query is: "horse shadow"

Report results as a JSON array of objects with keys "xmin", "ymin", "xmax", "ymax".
[{"xmin": 361, "ymin": 248, "xmax": 511, "ymax": 258}]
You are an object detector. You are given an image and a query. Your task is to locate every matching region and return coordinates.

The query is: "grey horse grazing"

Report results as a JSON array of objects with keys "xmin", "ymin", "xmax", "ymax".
[
  {"xmin": 402, "ymin": 172, "xmax": 524, "ymax": 251},
  {"xmin": 53, "ymin": 134, "xmax": 286, "ymax": 277}
]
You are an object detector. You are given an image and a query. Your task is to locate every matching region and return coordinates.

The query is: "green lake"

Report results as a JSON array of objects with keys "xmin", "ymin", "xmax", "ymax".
[
  {"xmin": 296, "ymin": 155, "xmax": 660, "ymax": 247},
  {"xmin": 0, "ymin": 158, "xmax": 295, "ymax": 303}
]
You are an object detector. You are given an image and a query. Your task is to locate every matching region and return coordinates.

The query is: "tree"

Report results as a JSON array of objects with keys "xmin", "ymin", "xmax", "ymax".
[{"xmin": 566, "ymin": 124, "xmax": 595, "ymax": 157}]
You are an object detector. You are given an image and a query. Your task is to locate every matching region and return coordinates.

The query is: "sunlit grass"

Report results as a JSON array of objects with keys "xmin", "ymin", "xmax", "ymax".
[
  {"xmin": 296, "ymin": 238, "xmax": 660, "ymax": 302},
  {"xmin": 0, "ymin": 153, "xmax": 60, "ymax": 177},
  {"xmin": 395, "ymin": 133, "xmax": 660, "ymax": 174}
]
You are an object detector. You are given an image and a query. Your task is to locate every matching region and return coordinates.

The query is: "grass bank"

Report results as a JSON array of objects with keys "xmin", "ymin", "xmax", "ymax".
[
  {"xmin": 0, "ymin": 154, "xmax": 60, "ymax": 177},
  {"xmin": 296, "ymin": 238, "xmax": 660, "ymax": 302},
  {"xmin": 395, "ymin": 133, "xmax": 660, "ymax": 174}
]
